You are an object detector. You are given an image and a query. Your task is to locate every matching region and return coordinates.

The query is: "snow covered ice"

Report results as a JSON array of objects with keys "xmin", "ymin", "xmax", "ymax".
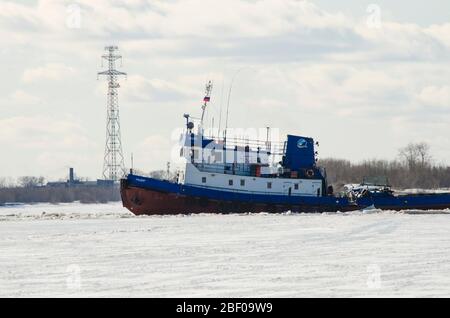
[{"xmin": 1, "ymin": 202, "xmax": 450, "ymax": 297}]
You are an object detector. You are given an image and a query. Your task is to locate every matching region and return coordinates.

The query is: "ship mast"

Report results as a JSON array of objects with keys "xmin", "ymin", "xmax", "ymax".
[{"xmin": 200, "ymin": 80, "xmax": 213, "ymax": 134}]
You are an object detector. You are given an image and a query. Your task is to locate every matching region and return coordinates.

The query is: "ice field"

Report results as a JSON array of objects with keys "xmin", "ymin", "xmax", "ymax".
[{"xmin": 1, "ymin": 202, "xmax": 450, "ymax": 297}]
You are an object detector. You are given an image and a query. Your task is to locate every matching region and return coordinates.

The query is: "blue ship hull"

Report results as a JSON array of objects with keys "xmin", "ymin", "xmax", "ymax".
[
  {"xmin": 120, "ymin": 174, "xmax": 450, "ymax": 215},
  {"xmin": 120, "ymin": 174, "xmax": 359, "ymax": 215},
  {"xmin": 357, "ymin": 193, "xmax": 450, "ymax": 211}
]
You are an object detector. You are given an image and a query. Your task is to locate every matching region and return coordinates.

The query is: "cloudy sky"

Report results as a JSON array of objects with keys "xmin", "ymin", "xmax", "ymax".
[{"xmin": 0, "ymin": 0, "xmax": 449, "ymax": 181}]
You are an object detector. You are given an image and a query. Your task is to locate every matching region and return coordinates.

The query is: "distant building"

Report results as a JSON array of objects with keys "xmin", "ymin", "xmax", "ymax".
[{"xmin": 46, "ymin": 168, "xmax": 117, "ymax": 188}]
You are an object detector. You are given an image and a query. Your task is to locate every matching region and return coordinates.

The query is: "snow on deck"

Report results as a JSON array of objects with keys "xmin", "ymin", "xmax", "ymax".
[{"xmin": 1, "ymin": 202, "xmax": 450, "ymax": 297}]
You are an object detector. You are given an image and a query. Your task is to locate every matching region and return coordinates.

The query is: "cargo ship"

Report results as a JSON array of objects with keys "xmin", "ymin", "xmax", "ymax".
[{"xmin": 120, "ymin": 82, "xmax": 450, "ymax": 215}]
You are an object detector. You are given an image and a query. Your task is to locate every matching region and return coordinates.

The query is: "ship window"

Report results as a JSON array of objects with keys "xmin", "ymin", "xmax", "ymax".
[
  {"xmin": 240, "ymin": 179, "xmax": 245, "ymax": 186},
  {"xmin": 267, "ymin": 182, "xmax": 272, "ymax": 189},
  {"xmin": 202, "ymin": 177, "xmax": 206, "ymax": 183},
  {"xmin": 294, "ymin": 184, "xmax": 299, "ymax": 190},
  {"xmin": 229, "ymin": 179, "xmax": 233, "ymax": 186}
]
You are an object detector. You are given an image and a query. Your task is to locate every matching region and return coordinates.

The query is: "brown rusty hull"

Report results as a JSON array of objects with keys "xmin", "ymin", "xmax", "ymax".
[{"xmin": 120, "ymin": 183, "xmax": 359, "ymax": 216}]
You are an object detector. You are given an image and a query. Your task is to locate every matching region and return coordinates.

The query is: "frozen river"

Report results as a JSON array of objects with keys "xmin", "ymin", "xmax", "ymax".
[{"xmin": 1, "ymin": 202, "xmax": 450, "ymax": 297}]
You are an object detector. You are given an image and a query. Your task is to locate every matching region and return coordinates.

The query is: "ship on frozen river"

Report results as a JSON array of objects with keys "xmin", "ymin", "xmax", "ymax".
[{"xmin": 120, "ymin": 82, "xmax": 450, "ymax": 215}]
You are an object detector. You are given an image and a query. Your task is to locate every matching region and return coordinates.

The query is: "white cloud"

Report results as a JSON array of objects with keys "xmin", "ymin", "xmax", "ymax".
[
  {"xmin": 0, "ymin": 115, "xmax": 100, "ymax": 178},
  {"xmin": 425, "ymin": 23, "xmax": 450, "ymax": 48},
  {"xmin": 22, "ymin": 63, "xmax": 76, "ymax": 83},
  {"xmin": 121, "ymin": 74, "xmax": 194, "ymax": 103},
  {"xmin": 10, "ymin": 90, "xmax": 42, "ymax": 105},
  {"xmin": 416, "ymin": 86, "xmax": 450, "ymax": 108},
  {"xmin": 0, "ymin": 115, "xmax": 95, "ymax": 150}
]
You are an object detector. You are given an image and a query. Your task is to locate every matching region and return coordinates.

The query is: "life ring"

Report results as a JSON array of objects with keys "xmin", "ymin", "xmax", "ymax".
[{"xmin": 306, "ymin": 169, "xmax": 314, "ymax": 178}]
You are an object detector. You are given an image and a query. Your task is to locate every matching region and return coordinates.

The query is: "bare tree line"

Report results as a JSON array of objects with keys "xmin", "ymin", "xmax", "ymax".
[
  {"xmin": 0, "ymin": 176, "xmax": 95, "ymax": 188},
  {"xmin": 0, "ymin": 176, "xmax": 47, "ymax": 188},
  {"xmin": 0, "ymin": 186, "xmax": 120, "ymax": 205},
  {"xmin": 319, "ymin": 142, "xmax": 450, "ymax": 190},
  {"xmin": 0, "ymin": 175, "xmax": 121, "ymax": 205}
]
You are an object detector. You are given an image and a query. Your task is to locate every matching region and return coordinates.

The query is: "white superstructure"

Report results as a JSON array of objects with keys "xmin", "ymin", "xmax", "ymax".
[{"xmin": 182, "ymin": 163, "xmax": 323, "ymax": 197}]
